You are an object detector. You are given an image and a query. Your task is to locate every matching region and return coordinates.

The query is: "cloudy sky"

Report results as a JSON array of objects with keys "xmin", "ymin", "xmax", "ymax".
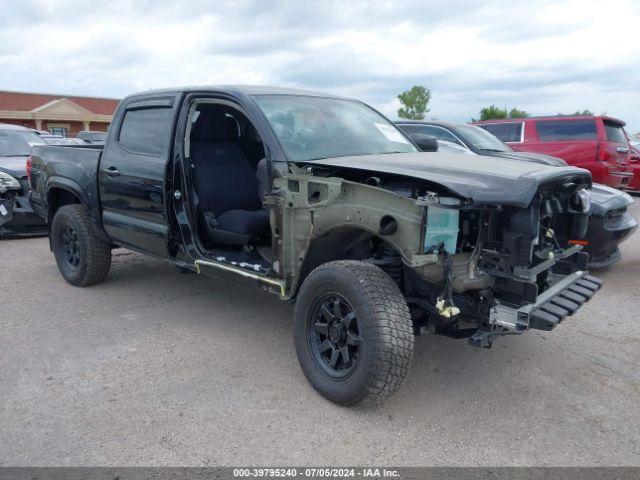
[{"xmin": 2, "ymin": 0, "xmax": 640, "ymax": 132}]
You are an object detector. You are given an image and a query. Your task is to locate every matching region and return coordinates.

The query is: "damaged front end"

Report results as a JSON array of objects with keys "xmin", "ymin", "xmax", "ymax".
[
  {"xmin": 405, "ymin": 175, "xmax": 602, "ymax": 347},
  {"xmin": 0, "ymin": 171, "xmax": 22, "ymax": 231},
  {"xmin": 0, "ymin": 171, "xmax": 47, "ymax": 237},
  {"xmin": 280, "ymin": 157, "xmax": 602, "ymax": 349}
]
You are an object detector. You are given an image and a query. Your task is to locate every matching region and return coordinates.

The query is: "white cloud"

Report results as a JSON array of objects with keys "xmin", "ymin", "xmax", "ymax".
[{"xmin": 1, "ymin": 0, "xmax": 640, "ymax": 131}]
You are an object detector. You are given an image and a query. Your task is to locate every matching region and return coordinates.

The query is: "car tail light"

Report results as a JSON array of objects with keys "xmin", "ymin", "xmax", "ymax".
[
  {"xmin": 597, "ymin": 142, "xmax": 609, "ymax": 162},
  {"xmin": 26, "ymin": 155, "xmax": 32, "ymax": 182}
]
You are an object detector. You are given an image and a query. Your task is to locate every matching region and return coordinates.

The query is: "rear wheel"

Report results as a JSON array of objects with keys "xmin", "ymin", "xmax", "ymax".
[
  {"xmin": 294, "ymin": 260, "xmax": 414, "ymax": 406},
  {"xmin": 51, "ymin": 205, "xmax": 111, "ymax": 286}
]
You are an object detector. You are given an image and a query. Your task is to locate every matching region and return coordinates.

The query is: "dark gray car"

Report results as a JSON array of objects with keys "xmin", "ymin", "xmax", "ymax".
[{"xmin": 76, "ymin": 130, "xmax": 107, "ymax": 145}]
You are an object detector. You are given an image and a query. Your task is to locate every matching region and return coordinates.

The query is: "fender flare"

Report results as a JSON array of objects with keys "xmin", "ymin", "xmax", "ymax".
[
  {"xmin": 46, "ymin": 177, "xmax": 110, "ymax": 243},
  {"xmin": 46, "ymin": 177, "xmax": 89, "ymax": 208}
]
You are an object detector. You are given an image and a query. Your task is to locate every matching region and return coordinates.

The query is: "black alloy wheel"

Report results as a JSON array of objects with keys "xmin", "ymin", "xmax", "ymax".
[
  {"xmin": 308, "ymin": 293, "xmax": 363, "ymax": 379},
  {"xmin": 60, "ymin": 225, "xmax": 81, "ymax": 269},
  {"xmin": 294, "ymin": 260, "xmax": 414, "ymax": 406}
]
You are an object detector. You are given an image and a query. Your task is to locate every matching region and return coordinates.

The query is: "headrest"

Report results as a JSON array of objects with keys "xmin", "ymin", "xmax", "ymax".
[{"xmin": 192, "ymin": 112, "xmax": 239, "ymax": 142}]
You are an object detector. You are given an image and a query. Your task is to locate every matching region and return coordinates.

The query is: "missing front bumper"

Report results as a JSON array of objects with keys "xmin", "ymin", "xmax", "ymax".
[{"xmin": 469, "ymin": 271, "xmax": 603, "ymax": 347}]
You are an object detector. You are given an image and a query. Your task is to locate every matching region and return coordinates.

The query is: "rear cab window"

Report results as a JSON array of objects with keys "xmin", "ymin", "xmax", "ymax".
[
  {"xmin": 478, "ymin": 122, "xmax": 523, "ymax": 143},
  {"xmin": 535, "ymin": 120, "xmax": 597, "ymax": 141},
  {"xmin": 118, "ymin": 106, "xmax": 173, "ymax": 156}
]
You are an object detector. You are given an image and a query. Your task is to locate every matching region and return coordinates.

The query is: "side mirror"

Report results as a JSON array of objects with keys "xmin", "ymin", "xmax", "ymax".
[{"xmin": 409, "ymin": 133, "xmax": 438, "ymax": 152}]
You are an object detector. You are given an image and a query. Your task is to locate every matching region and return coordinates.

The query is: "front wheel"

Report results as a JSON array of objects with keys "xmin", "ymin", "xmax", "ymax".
[
  {"xmin": 294, "ymin": 260, "xmax": 414, "ymax": 406},
  {"xmin": 51, "ymin": 204, "xmax": 111, "ymax": 286}
]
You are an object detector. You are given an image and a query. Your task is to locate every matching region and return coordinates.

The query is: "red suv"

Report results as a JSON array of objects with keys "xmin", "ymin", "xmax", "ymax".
[{"xmin": 473, "ymin": 116, "xmax": 633, "ymax": 188}]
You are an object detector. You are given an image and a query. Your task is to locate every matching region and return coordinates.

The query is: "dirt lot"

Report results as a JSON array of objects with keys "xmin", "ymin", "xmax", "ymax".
[{"xmin": 1, "ymin": 202, "xmax": 639, "ymax": 467}]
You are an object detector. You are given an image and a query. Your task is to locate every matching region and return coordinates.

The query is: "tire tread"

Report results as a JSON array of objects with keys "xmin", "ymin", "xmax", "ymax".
[
  {"xmin": 298, "ymin": 260, "xmax": 414, "ymax": 406},
  {"xmin": 52, "ymin": 205, "xmax": 111, "ymax": 286}
]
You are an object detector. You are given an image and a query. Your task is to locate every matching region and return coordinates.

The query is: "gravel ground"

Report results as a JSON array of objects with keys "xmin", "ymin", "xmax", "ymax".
[{"xmin": 1, "ymin": 203, "xmax": 639, "ymax": 467}]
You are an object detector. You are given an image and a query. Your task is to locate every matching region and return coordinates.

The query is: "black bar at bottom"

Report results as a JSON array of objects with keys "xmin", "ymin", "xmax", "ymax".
[{"xmin": 0, "ymin": 467, "xmax": 638, "ymax": 480}]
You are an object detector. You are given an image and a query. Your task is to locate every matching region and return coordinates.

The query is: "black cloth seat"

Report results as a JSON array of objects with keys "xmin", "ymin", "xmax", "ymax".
[
  {"xmin": 217, "ymin": 209, "xmax": 270, "ymax": 235},
  {"xmin": 191, "ymin": 111, "xmax": 269, "ymax": 246}
]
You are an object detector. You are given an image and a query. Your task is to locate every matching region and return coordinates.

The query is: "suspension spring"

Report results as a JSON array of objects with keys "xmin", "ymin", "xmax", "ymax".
[{"xmin": 380, "ymin": 243, "xmax": 403, "ymax": 288}]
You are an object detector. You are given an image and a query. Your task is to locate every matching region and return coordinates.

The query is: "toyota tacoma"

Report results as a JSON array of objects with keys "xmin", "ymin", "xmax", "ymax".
[{"xmin": 29, "ymin": 86, "xmax": 602, "ymax": 405}]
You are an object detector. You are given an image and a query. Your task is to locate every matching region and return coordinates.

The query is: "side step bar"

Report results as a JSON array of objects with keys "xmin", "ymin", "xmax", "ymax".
[
  {"xmin": 471, "ymin": 272, "xmax": 602, "ymax": 347},
  {"xmin": 485, "ymin": 271, "xmax": 602, "ymax": 334},
  {"xmin": 528, "ymin": 274, "xmax": 602, "ymax": 331}
]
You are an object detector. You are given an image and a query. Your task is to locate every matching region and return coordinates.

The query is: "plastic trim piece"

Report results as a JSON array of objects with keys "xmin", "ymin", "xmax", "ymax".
[{"xmin": 194, "ymin": 258, "xmax": 286, "ymax": 298}]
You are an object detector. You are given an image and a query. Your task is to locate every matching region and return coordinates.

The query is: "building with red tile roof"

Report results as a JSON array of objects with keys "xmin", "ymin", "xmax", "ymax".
[{"xmin": 0, "ymin": 90, "xmax": 120, "ymax": 137}]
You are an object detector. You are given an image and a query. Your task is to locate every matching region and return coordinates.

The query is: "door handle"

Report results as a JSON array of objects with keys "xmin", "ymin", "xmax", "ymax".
[
  {"xmin": 617, "ymin": 147, "xmax": 629, "ymax": 153},
  {"xmin": 105, "ymin": 166, "xmax": 121, "ymax": 177}
]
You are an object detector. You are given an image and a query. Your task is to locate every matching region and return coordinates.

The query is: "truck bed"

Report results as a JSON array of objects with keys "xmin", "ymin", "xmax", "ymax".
[{"xmin": 29, "ymin": 144, "xmax": 103, "ymax": 222}]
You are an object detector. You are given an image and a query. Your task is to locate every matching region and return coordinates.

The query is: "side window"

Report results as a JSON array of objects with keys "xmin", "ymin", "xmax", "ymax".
[
  {"xmin": 396, "ymin": 124, "xmax": 419, "ymax": 135},
  {"xmin": 417, "ymin": 125, "xmax": 460, "ymax": 144},
  {"xmin": 536, "ymin": 120, "xmax": 597, "ymax": 141},
  {"xmin": 603, "ymin": 121, "xmax": 627, "ymax": 143},
  {"xmin": 480, "ymin": 123, "xmax": 522, "ymax": 143},
  {"xmin": 118, "ymin": 107, "xmax": 173, "ymax": 156}
]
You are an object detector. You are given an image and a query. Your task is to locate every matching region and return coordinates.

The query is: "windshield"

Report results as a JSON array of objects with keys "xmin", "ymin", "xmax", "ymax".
[
  {"xmin": 0, "ymin": 130, "xmax": 44, "ymax": 156},
  {"xmin": 253, "ymin": 95, "xmax": 417, "ymax": 161},
  {"xmin": 457, "ymin": 124, "xmax": 511, "ymax": 152}
]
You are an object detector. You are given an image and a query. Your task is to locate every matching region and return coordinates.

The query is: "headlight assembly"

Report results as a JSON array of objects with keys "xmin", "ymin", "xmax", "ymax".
[
  {"xmin": 0, "ymin": 171, "xmax": 21, "ymax": 190},
  {"xmin": 571, "ymin": 189, "xmax": 591, "ymax": 213}
]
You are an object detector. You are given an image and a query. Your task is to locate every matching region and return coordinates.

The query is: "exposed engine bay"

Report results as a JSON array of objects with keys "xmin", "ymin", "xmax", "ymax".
[{"xmin": 299, "ymin": 162, "xmax": 601, "ymax": 347}]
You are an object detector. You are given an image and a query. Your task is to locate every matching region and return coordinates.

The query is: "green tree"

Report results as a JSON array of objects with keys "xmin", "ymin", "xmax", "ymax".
[
  {"xmin": 556, "ymin": 110, "xmax": 595, "ymax": 116},
  {"xmin": 509, "ymin": 107, "xmax": 529, "ymax": 118},
  {"xmin": 472, "ymin": 105, "xmax": 528, "ymax": 122},
  {"xmin": 478, "ymin": 105, "xmax": 508, "ymax": 121},
  {"xmin": 397, "ymin": 86, "xmax": 431, "ymax": 120}
]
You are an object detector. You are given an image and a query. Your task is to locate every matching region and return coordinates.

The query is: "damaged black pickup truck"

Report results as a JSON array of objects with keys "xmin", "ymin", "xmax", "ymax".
[{"xmin": 29, "ymin": 86, "xmax": 602, "ymax": 406}]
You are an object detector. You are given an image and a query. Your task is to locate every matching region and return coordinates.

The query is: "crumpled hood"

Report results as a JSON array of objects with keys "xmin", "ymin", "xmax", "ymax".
[
  {"xmin": 0, "ymin": 156, "xmax": 28, "ymax": 178},
  {"xmin": 489, "ymin": 150, "xmax": 568, "ymax": 167},
  {"xmin": 305, "ymin": 152, "xmax": 591, "ymax": 207}
]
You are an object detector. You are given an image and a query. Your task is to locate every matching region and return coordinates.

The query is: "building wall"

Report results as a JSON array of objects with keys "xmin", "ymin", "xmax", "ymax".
[
  {"xmin": 0, "ymin": 91, "xmax": 117, "ymax": 137},
  {"xmin": 90, "ymin": 122, "xmax": 110, "ymax": 132},
  {"xmin": 42, "ymin": 120, "xmax": 84, "ymax": 136}
]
